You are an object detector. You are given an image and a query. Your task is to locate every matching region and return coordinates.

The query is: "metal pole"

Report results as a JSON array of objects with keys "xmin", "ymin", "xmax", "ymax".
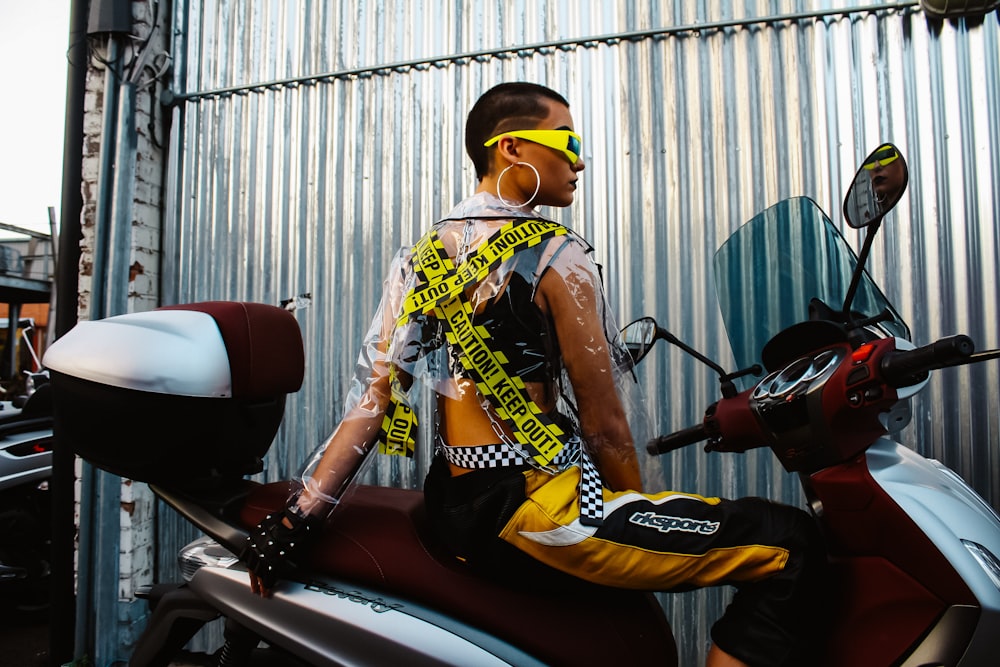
[
  {"xmin": 161, "ymin": 0, "xmax": 189, "ymax": 306},
  {"xmin": 50, "ymin": 0, "xmax": 89, "ymax": 661},
  {"xmin": 76, "ymin": 33, "xmax": 125, "ymax": 661},
  {"xmin": 106, "ymin": 81, "xmax": 137, "ymax": 317}
]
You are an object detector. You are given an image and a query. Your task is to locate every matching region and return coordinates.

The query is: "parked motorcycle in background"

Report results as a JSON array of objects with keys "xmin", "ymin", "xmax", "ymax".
[
  {"xmin": 0, "ymin": 319, "xmax": 54, "ymax": 618},
  {"xmin": 43, "ymin": 144, "xmax": 1000, "ymax": 665}
]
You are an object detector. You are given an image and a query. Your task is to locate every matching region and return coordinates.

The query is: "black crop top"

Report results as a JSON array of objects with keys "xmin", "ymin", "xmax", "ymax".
[{"xmin": 466, "ymin": 272, "xmax": 554, "ymax": 383}]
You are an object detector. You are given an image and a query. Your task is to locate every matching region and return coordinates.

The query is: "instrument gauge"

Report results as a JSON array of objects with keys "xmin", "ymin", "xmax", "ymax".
[
  {"xmin": 752, "ymin": 371, "xmax": 780, "ymax": 400},
  {"xmin": 767, "ymin": 356, "xmax": 816, "ymax": 397},
  {"xmin": 751, "ymin": 348, "xmax": 844, "ymax": 401}
]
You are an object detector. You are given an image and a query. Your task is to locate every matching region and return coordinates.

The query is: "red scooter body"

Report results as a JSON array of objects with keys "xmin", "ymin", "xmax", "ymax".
[
  {"xmin": 808, "ymin": 460, "xmax": 976, "ymax": 666},
  {"xmin": 692, "ymin": 335, "xmax": 993, "ymax": 666}
]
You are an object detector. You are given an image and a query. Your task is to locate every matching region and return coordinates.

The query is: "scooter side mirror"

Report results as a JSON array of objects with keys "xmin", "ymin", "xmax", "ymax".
[
  {"xmin": 840, "ymin": 143, "xmax": 908, "ymax": 317},
  {"xmin": 619, "ymin": 317, "xmax": 659, "ymax": 364},
  {"xmin": 619, "ymin": 316, "xmax": 761, "ymax": 397},
  {"xmin": 843, "ymin": 143, "xmax": 909, "ymax": 229}
]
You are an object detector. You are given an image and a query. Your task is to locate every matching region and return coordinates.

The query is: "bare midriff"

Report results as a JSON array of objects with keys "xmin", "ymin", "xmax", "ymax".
[{"xmin": 438, "ymin": 377, "xmax": 555, "ymax": 476}]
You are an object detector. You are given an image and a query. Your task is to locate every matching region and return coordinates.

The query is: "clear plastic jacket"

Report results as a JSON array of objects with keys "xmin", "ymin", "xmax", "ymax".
[{"xmin": 297, "ymin": 191, "xmax": 648, "ymax": 516}]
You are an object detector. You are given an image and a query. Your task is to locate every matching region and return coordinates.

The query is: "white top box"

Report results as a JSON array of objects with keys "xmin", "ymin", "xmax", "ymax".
[{"xmin": 44, "ymin": 310, "xmax": 233, "ymax": 398}]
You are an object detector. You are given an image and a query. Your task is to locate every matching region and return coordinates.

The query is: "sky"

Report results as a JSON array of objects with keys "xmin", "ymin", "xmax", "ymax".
[{"xmin": 0, "ymin": 0, "xmax": 71, "ymax": 236}]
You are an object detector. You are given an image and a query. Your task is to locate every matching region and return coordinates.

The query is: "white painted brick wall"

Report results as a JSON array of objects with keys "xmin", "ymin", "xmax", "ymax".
[{"xmin": 78, "ymin": 0, "xmax": 168, "ymax": 603}]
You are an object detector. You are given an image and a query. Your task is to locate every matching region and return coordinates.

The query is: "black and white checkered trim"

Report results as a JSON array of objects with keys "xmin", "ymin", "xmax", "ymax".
[
  {"xmin": 577, "ymin": 450, "xmax": 603, "ymax": 526},
  {"xmin": 441, "ymin": 442, "xmax": 575, "ymax": 469},
  {"xmin": 442, "ymin": 443, "xmax": 535, "ymax": 469},
  {"xmin": 441, "ymin": 439, "xmax": 604, "ymax": 526}
]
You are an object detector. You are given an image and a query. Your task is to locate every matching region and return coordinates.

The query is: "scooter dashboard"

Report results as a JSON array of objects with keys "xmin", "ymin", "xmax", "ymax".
[{"xmin": 751, "ymin": 348, "xmax": 843, "ymax": 401}]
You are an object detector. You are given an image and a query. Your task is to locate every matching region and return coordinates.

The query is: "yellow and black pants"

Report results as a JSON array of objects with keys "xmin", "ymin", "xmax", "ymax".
[{"xmin": 424, "ymin": 455, "xmax": 826, "ymax": 666}]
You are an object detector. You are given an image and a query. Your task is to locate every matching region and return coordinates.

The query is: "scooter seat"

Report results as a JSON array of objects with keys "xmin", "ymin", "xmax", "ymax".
[
  {"xmin": 242, "ymin": 482, "xmax": 678, "ymax": 666},
  {"xmin": 158, "ymin": 301, "xmax": 304, "ymax": 399}
]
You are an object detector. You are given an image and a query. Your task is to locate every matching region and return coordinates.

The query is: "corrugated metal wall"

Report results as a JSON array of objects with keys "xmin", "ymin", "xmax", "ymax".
[{"xmin": 163, "ymin": 1, "xmax": 999, "ymax": 662}]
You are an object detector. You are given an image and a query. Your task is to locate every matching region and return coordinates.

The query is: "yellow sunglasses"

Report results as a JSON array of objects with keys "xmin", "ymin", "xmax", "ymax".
[
  {"xmin": 484, "ymin": 129, "xmax": 582, "ymax": 164},
  {"xmin": 863, "ymin": 145, "xmax": 900, "ymax": 170}
]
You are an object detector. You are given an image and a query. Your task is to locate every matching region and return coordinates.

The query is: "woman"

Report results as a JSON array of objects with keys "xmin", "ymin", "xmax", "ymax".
[{"xmin": 243, "ymin": 82, "xmax": 822, "ymax": 667}]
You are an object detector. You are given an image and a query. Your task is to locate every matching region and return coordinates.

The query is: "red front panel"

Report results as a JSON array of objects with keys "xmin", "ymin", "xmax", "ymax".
[{"xmin": 808, "ymin": 458, "xmax": 976, "ymax": 665}]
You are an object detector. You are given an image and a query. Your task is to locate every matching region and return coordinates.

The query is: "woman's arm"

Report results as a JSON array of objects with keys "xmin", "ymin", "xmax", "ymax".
[
  {"xmin": 245, "ymin": 252, "xmax": 409, "ymax": 594},
  {"xmin": 293, "ymin": 360, "xmax": 391, "ymax": 515},
  {"xmin": 536, "ymin": 248, "xmax": 642, "ymax": 493}
]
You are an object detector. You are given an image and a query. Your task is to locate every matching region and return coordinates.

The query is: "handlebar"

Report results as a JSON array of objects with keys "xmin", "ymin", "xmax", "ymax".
[
  {"xmin": 881, "ymin": 335, "xmax": 974, "ymax": 387},
  {"xmin": 646, "ymin": 424, "xmax": 710, "ymax": 456}
]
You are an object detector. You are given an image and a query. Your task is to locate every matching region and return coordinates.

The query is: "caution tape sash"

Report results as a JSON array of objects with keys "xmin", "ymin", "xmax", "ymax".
[
  {"xmin": 398, "ymin": 218, "xmax": 567, "ymax": 328},
  {"xmin": 379, "ymin": 218, "xmax": 569, "ymax": 461}
]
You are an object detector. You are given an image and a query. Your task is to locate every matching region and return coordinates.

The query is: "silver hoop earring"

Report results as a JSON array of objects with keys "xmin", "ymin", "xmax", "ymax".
[{"xmin": 496, "ymin": 161, "xmax": 541, "ymax": 209}]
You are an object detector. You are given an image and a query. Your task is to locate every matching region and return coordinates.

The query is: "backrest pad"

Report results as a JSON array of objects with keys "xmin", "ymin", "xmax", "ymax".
[{"xmin": 159, "ymin": 301, "xmax": 304, "ymax": 399}]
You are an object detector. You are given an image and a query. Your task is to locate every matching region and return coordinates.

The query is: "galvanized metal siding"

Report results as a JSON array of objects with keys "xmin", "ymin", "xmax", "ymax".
[{"xmin": 164, "ymin": 1, "xmax": 999, "ymax": 661}]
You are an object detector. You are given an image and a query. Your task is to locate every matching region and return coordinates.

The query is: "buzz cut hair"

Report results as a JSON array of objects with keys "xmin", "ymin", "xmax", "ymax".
[{"xmin": 465, "ymin": 82, "xmax": 569, "ymax": 181}]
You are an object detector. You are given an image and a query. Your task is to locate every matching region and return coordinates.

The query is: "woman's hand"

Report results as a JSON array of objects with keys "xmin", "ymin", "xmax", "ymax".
[
  {"xmin": 248, "ymin": 569, "xmax": 271, "ymax": 597},
  {"xmin": 241, "ymin": 508, "xmax": 318, "ymax": 596}
]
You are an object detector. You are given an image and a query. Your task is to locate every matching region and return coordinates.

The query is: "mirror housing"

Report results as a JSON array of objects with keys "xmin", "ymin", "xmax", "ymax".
[
  {"xmin": 843, "ymin": 143, "xmax": 908, "ymax": 229},
  {"xmin": 619, "ymin": 316, "xmax": 659, "ymax": 364}
]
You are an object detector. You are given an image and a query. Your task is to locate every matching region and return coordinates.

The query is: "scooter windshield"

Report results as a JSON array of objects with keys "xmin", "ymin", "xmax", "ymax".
[{"xmin": 714, "ymin": 197, "xmax": 909, "ymax": 375}]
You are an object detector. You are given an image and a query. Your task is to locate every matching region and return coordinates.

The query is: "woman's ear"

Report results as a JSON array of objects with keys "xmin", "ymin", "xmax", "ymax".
[{"xmin": 494, "ymin": 135, "xmax": 520, "ymax": 163}]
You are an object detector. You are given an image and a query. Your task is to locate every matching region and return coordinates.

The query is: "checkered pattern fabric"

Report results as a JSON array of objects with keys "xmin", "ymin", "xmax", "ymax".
[
  {"xmin": 441, "ymin": 439, "xmax": 604, "ymax": 526},
  {"xmin": 441, "ymin": 440, "xmax": 577, "ymax": 468},
  {"xmin": 442, "ymin": 444, "xmax": 531, "ymax": 469},
  {"xmin": 577, "ymin": 449, "xmax": 603, "ymax": 527}
]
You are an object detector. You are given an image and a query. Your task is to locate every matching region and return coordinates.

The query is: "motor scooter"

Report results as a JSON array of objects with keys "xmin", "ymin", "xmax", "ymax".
[
  {"xmin": 43, "ymin": 144, "xmax": 1000, "ymax": 666},
  {"xmin": 623, "ymin": 143, "xmax": 1000, "ymax": 666}
]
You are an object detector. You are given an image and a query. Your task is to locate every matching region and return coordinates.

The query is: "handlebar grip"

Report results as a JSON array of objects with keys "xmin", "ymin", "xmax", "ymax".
[
  {"xmin": 881, "ymin": 335, "xmax": 974, "ymax": 387},
  {"xmin": 646, "ymin": 424, "xmax": 709, "ymax": 456}
]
